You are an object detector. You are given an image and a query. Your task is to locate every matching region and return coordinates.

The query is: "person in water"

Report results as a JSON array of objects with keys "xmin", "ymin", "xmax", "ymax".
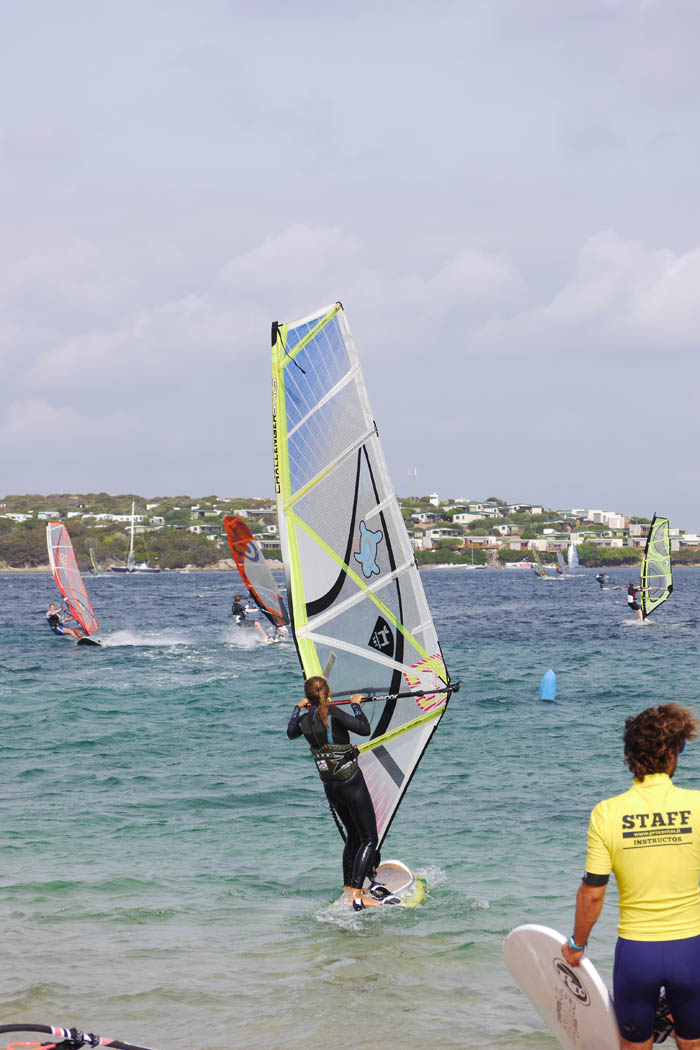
[
  {"xmin": 627, "ymin": 580, "xmax": 644, "ymax": 621},
  {"xmin": 562, "ymin": 703, "xmax": 700, "ymax": 1050},
  {"xmin": 231, "ymin": 592, "xmax": 268, "ymax": 642},
  {"xmin": 595, "ymin": 572, "xmax": 610, "ymax": 589},
  {"xmin": 287, "ymin": 675, "xmax": 396, "ymax": 911},
  {"xmin": 46, "ymin": 602, "xmax": 84, "ymax": 640}
]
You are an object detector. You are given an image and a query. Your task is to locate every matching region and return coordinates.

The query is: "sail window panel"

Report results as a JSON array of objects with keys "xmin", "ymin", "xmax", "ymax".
[
  {"xmin": 284, "ymin": 318, "xmax": 352, "ymax": 431},
  {"xmin": 288, "ymin": 381, "xmax": 364, "ymax": 495},
  {"xmin": 307, "ymin": 599, "xmax": 404, "ymax": 698},
  {"xmin": 361, "ymin": 716, "xmax": 442, "ymax": 844}
]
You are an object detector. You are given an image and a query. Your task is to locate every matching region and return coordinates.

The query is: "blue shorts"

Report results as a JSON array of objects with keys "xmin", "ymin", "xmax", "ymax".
[
  {"xmin": 52, "ymin": 623, "xmax": 66, "ymax": 635},
  {"xmin": 614, "ymin": 934, "xmax": 700, "ymax": 1042}
]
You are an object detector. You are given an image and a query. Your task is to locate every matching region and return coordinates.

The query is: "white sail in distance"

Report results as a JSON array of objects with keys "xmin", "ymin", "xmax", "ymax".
[{"xmin": 271, "ymin": 302, "xmax": 455, "ymax": 848}]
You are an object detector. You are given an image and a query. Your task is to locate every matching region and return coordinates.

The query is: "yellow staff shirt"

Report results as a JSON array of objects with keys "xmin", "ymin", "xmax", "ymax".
[{"xmin": 585, "ymin": 773, "xmax": 700, "ymax": 940}]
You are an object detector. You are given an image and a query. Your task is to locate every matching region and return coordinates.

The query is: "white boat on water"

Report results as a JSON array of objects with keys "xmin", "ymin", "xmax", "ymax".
[{"xmin": 111, "ymin": 501, "xmax": 161, "ymax": 574}]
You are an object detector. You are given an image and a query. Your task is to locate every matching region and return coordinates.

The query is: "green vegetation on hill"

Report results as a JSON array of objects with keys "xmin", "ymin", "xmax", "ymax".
[
  {"xmin": 414, "ymin": 547, "xmax": 487, "ymax": 566},
  {"xmin": 0, "ymin": 518, "xmax": 225, "ymax": 570}
]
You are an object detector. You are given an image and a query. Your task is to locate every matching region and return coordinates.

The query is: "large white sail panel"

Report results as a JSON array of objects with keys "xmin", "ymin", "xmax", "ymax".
[{"xmin": 272, "ymin": 302, "xmax": 451, "ymax": 847}]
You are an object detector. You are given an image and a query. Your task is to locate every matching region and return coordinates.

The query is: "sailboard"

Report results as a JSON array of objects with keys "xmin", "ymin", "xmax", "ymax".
[
  {"xmin": 88, "ymin": 546, "xmax": 100, "ymax": 575},
  {"xmin": 567, "ymin": 542, "xmax": 580, "ymax": 572},
  {"xmin": 223, "ymin": 515, "xmax": 289, "ymax": 628},
  {"xmin": 641, "ymin": 515, "xmax": 672, "ymax": 620},
  {"xmin": 271, "ymin": 301, "xmax": 456, "ymax": 852},
  {"xmin": 46, "ymin": 523, "xmax": 100, "ymax": 637}
]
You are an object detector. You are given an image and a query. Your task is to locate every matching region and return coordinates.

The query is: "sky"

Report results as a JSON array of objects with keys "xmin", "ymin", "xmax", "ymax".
[{"xmin": 2, "ymin": 0, "xmax": 699, "ymax": 527}]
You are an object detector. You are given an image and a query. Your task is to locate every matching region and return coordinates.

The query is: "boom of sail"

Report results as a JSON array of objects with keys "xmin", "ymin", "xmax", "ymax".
[
  {"xmin": 271, "ymin": 301, "xmax": 454, "ymax": 848},
  {"xmin": 641, "ymin": 515, "xmax": 673, "ymax": 620},
  {"xmin": 224, "ymin": 515, "xmax": 289, "ymax": 628},
  {"xmin": 46, "ymin": 522, "xmax": 100, "ymax": 635}
]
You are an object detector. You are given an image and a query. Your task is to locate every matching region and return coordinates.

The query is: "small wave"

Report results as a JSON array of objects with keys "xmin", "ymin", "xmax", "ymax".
[
  {"xmin": 101, "ymin": 630, "xmax": 194, "ymax": 647},
  {"xmin": 415, "ymin": 864, "xmax": 447, "ymax": 888},
  {"xmin": 221, "ymin": 626, "xmax": 269, "ymax": 649}
]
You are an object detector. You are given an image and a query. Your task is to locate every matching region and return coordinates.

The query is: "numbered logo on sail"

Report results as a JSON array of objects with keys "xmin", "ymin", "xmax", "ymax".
[
  {"xmin": 369, "ymin": 616, "xmax": 394, "ymax": 656},
  {"xmin": 354, "ymin": 520, "xmax": 383, "ymax": 578}
]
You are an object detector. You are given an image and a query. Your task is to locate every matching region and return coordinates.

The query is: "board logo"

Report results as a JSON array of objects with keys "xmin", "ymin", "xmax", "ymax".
[
  {"xmin": 369, "ymin": 616, "xmax": 394, "ymax": 656},
  {"xmin": 553, "ymin": 958, "xmax": 591, "ymax": 1006},
  {"xmin": 354, "ymin": 520, "xmax": 383, "ymax": 578}
]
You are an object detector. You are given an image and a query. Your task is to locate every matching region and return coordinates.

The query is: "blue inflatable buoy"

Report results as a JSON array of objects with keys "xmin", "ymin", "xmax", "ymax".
[{"xmin": 540, "ymin": 669, "xmax": 556, "ymax": 701}]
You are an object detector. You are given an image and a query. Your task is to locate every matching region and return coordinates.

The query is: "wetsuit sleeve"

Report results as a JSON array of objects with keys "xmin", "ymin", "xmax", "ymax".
[
  {"xmin": 330, "ymin": 703, "xmax": 371, "ymax": 737},
  {"xmin": 584, "ymin": 801, "xmax": 612, "ymax": 879},
  {"xmin": 287, "ymin": 706, "xmax": 304, "ymax": 739}
]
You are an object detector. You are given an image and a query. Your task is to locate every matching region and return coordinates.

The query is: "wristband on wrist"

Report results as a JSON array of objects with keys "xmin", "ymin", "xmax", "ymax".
[{"xmin": 568, "ymin": 935, "xmax": 587, "ymax": 951}]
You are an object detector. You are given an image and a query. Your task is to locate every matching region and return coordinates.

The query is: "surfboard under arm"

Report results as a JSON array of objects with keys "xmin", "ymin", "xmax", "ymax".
[{"xmin": 503, "ymin": 924, "xmax": 619, "ymax": 1050}]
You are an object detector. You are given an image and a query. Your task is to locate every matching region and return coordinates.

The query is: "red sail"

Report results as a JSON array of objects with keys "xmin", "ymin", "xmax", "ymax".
[
  {"xmin": 46, "ymin": 522, "xmax": 100, "ymax": 634},
  {"xmin": 224, "ymin": 516, "xmax": 288, "ymax": 628}
]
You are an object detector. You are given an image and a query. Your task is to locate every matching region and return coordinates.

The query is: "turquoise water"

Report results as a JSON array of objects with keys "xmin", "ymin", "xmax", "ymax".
[{"xmin": 1, "ymin": 567, "xmax": 700, "ymax": 1050}]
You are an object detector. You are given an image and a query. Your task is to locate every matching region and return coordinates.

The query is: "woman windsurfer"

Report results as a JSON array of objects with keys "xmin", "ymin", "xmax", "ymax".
[{"xmin": 287, "ymin": 675, "xmax": 390, "ymax": 910}]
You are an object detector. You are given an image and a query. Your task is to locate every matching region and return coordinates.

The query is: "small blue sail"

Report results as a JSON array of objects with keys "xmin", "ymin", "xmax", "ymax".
[{"xmin": 540, "ymin": 669, "xmax": 556, "ymax": 701}]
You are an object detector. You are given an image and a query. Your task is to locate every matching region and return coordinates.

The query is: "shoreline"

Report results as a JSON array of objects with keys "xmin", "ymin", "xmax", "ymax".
[{"xmin": 0, "ymin": 561, "xmax": 285, "ymax": 574}]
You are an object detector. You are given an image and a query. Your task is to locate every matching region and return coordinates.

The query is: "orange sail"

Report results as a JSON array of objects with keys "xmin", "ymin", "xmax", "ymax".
[
  {"xmin": 224, "ymin": 516, "xmax": 288, "ymax": 628},
  {"xmin": 46, "ymin": 522, "xmax": 100, "ymax": 635}
]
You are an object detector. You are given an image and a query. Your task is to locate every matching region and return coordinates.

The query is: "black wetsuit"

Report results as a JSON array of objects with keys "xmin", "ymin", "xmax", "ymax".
[
  {"xmin": 232, "ymin": 599, "xmax": 246, "ymax": 623},
  {"xmin": 46, "ymin": 611, "xmax": 61, "ymax": 633},
  {"xmin": 627, "ymin": 584, "xmax": 641, "ymax": 611},
  {"xmin": 287, "ymin": 702, "xmax": 378, "ymax": 889}
]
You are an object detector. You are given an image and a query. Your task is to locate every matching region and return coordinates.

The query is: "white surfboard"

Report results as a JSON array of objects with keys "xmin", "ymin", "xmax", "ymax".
[
  {"xmin": 335, "ymin": 859, "xmax": 425, "ymax": 910},
  {"xmin": 503, "ymin": 924, "xmax": 619, "ymax": 1050}
]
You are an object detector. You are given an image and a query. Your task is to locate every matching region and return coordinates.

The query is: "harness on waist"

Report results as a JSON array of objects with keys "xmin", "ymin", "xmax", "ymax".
[{"xmin": 310, "ymin": 742, "xmax": 360, "ymax": 782}]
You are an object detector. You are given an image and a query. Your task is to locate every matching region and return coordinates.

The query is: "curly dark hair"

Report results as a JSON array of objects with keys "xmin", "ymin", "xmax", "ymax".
[{"xmin": 623, "ymin": 703, "xmax": 699, "ymax": 780}]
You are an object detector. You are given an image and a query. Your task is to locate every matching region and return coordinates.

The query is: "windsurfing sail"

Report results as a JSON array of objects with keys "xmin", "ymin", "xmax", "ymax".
[
  {"xmin": 641, "ymin": 515, "xmax": 672, "ymax": 620},
  {"xmin": 88, "ymin": 547, "xmax": 99, "ymax": 575},
  {"xmin": 556, "ymin": 550, "xmax": 566, "ymax": 574},
  {"xmin": 46, "ymin": 523, "xmax": 99, "ymax": 634},
  {"xmin": 271, "ymin": 301, "xmax": 455, "ymax": 848},
  {"xmin": 224, "ymin": 515, "xmax": 289, "ymax": 628},
  {"xmin": 568, "ymin": 542, "xmax": 580, "ymax": 571},
  {"xmin": 531, "ymin": 549, "xmax": 547, "ymax": 578}
]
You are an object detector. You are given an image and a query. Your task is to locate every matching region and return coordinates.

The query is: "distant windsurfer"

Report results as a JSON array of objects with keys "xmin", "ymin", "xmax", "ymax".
[
  {"xmin": 287, "ymin": 676, "xmax": 394, "ymax": 911},
  {"xmin": 562, "ymin": 703, "xmax": 700, "ymax": 1050},
  {"xmin": 232, "ymin": 594, "xmax": 247, "ymax": 623},
  {"xmin": 627, "ymin": 581, "xmax": 644, "ymax": 621},
  {"xmin": 232, "ymin": 592, "xmax": 271, "ymax": 642},
  {"xmin": 46, "ymin": 602, "xmax": 85, "ymax": 640},
  {"xmin": 595, "ymin": 572, "xmax": 610, "ymax": 590}
]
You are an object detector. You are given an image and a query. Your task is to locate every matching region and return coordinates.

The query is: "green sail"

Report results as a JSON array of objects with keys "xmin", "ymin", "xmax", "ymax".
[{"xmin": 641, "ymin": 515, "xmax": 673, "ymax": 619}]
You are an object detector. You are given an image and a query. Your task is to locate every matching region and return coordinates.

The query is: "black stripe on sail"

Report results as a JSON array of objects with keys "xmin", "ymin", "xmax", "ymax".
[
  {"xmin": 372, "ymin": 744, "xmax": 405, "ymax": 788},
  {"xmin": 364, "ymin": 444, "xmax": 404, "ymax": 740},
  {"xmin": 306, "ymin": 448, "xmax": 363, "ymax": 618}
]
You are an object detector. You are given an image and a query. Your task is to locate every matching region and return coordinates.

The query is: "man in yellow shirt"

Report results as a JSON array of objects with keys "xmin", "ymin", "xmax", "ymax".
[{"xmin": 562, "ymin": 703, "xmax": 700, "ymax": 1050}]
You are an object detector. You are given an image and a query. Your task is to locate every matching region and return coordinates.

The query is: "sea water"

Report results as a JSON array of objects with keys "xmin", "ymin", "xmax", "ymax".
[{"xmin": 1, "ymin": 568, "xmax": 699, "ymax": 1050}]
